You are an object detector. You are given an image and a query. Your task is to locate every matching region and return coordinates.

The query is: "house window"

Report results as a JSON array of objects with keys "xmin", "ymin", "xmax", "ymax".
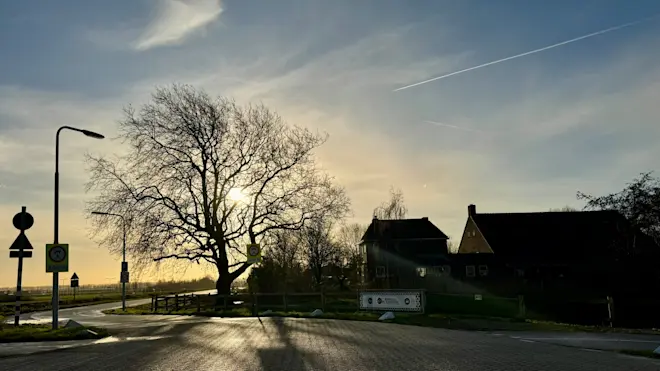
[
  {"xmin": 478, "ymin": 265, "xmax": 489, "ymax": 277},
  {"xmin": 466, "ymin": 265, "xmax": 476, "ymax": 277},
  {"xmin": 442, "ymin": 265, "xmax": 451, "ymax": 275},
  {"xmin": 376, "ymin": 266, "xmax": 386, "ymax": 278},
  {"xmin": 416, "ymin": 267, "xmax": 427, "ymax": 278}
]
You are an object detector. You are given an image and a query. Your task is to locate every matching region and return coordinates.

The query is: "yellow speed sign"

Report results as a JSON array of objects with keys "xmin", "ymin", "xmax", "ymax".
[{"xmin": 246, "ymin": 243, "xmax": 261, "ymax": 264}]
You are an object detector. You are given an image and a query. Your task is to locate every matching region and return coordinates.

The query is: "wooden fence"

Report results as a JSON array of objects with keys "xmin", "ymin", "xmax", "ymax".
[
  {"xmin": 148, "ymin": 291, "xmax": 633, "ymax": 327},
  {"xmin": 151, "ymin": 292, "xmax": 359, "ymax": 315}
]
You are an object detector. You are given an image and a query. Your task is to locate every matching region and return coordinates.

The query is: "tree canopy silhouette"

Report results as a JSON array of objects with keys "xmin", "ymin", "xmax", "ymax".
[
  {"xmin": 86, "ymin": 85, "xmax": 350, "ymax": 294},
  {"xmin": 577, "ymin": 171, "xmax": 660, "ymax": 242}
]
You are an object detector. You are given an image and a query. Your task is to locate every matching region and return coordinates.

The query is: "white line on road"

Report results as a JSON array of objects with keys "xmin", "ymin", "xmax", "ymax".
[
  {"xmin": 522, "ymin": 337, "xmax": 660, "ymax": 343},
  {"xmin": 581, "ymin": 349, "xmax": 604, "ymax": 353},
  {"xmin": 520, "ymin": 340, "xmax": 536, "ymax": 343}
]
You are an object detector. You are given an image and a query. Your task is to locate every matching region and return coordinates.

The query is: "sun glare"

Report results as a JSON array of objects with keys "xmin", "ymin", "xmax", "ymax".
[{"xmin": 228, "ymin": 188, "xmax": 246, "ymax": 202}]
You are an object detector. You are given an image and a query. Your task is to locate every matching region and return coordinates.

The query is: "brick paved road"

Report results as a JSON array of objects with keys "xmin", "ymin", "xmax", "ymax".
[{"xmin": 1, "ymin": 317, "xmax": 658, "ymax": 370}]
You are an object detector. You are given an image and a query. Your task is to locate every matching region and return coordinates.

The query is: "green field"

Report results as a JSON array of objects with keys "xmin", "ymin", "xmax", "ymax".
[{"xmin": 0, "ymin": 291, "xmax": 184, "ymax": 318}]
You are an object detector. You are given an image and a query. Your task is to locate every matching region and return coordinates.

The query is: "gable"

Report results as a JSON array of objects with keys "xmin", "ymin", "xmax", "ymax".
[{"xmin": 457, "ymin": 217, "xmax": 493, "ymax": 254}]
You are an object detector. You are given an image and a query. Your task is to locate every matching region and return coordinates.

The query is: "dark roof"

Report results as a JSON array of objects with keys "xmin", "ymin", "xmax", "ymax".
[
  {"xmin": 471, "ymin": 210, "xmax": 642, "ymax": 261},
  {"xmin": 361, "ymin": 218, "xmax": 449, "ymax": 242}
]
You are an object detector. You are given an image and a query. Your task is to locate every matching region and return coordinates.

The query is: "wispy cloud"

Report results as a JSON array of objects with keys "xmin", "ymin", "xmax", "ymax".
[
  {"xmin": 424, "ymin": 120, "xmax": 485, "ymax": 133},
  {"xmin": 133, "ymin": 0, "xmax": 223, "ymax": 51}
]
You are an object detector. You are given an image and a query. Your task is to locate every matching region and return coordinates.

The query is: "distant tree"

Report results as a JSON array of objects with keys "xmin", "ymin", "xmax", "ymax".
[
  {"xmin": 374, "ymin": 187, "xmax": 408, "ymax": 219},
  {"xmin": 333, "ymin": 222, "xmax": 368, "ymax": 289},
  {"xmin": 447, "ymin": 239, "xmax": 458, "ymax": 253},
  {"xmin": 266, "ymin": 229, "xmax": 305, "ymax": 291},
  {"xmin": 301, "ymin": 218, "xmax": 338, "ymax": 288},
  {"xmin": 549, "ymin": 206, "xmax": 579, "ymax": 212},
  {"xmin": 577, "ymin": 172, "xmax": 660, "ymax": 242},
  {"xmin": 86, "ymin": 85, "xmax": 350, "ymax": 295}
]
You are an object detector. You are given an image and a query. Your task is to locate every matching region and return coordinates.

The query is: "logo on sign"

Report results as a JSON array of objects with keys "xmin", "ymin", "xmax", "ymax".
[
  {"xmin": 377, "ymin": 298, "xmax": 383, "ymax": 304},
  {"xmin": 49, "ymin": 246, "xmax": 66, "ymax": 262},
  {"xmin": 404, "ymin": 298, "xmax": 410, "ymax": 305},
  {"xmin": 368, "ymin": 297, "xmax": 373, "ymax": 304}
]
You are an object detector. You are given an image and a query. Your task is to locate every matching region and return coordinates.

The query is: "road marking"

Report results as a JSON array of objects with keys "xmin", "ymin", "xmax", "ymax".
[
  {"xmin": 581, "ymin": 348, "xmax": 603, "ymax": 353},
  {"xmin": 520, "ymin": 340, "xmax": 536, "ymax": 343},
  {"xmin": 523, "ymin": 337, "xmax": 660, "ymax": 343}
]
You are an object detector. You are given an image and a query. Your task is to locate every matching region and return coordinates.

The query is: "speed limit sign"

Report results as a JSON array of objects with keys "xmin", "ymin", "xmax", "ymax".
[
  {"xmin": 246, "ymin": 243, "xmax": 261, "ymax": 264},
  {"xmin": 46, "ymin": 244, "xmax": 69, "ymax": 272}
]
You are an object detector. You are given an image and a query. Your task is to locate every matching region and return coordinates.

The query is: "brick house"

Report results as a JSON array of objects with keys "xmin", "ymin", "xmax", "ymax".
[
  {"xmin": 359, "ymin": 217, "xmax": 451, "ymax": 289},
  {"xmin": 454, "ymin": 204, "xmax": 660, "ymax": 295}
]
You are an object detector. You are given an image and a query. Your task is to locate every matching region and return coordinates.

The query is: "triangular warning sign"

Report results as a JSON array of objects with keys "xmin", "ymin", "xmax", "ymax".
[
  {"xmin": 9, "ymin": 233, "xmax": 33, "ymax": 250},
  {"xmin": 71, "ymin": 273, "xmax": 79, "ymax": 280}
]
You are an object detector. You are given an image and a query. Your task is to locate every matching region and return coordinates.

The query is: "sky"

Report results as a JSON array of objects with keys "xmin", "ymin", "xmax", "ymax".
[{"xmin": 1, "ymin": 0, "xmax": 660, "ymax": 287}]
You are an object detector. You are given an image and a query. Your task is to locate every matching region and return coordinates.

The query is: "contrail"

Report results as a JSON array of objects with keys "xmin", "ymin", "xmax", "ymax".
[
  {"xmin": 394, "ymin": 15, "xmax": 658, "ymax": 92},
  {"xmin": 425, "ymin": 120, "xmax": 484, "ymax": 133}
]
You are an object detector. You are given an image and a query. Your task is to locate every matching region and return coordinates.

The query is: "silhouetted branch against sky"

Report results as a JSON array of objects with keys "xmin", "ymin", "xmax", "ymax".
[
  {"xmin": 373, "ymin": 186, "xmax": 408, "ymax": 219},
  {"xmin": 86, "ymin": 84, "xmax": 350, "ymax": 293},
  {"xmin": 577, "ymin": 171, "xmax": 660, "ymax": 241}
]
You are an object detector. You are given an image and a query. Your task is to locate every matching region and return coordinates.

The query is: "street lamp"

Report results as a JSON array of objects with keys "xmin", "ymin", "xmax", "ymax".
[
  {"xmin": 54, "ymin": 126, "xmax": 104, "ymax": 329},
  {"xmin": 91, "ymin": 211, "xmax": 127, "ymax": 311}
]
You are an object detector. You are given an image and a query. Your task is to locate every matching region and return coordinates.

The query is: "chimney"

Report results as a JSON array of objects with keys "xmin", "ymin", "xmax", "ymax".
[{"xmin": 468, "ymin": 204, "xmax": 476, "ymax": 216}]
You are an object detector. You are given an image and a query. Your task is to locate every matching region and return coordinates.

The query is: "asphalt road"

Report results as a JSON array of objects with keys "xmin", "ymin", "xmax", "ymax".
[
  {"xmin": 2, "ymin": 317, "xmax": 660, "ymax": 370},
  {"xmin": 3, "ymin": 293, "xmax": 660, "ymax": 370},
  {"xmin": 500, "ymin": 331, "xmax": 660, "ymax": 352}
]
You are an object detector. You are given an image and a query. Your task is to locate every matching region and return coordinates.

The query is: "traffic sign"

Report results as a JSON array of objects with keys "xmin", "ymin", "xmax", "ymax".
[
  {"xmin": 9, "ymin": 233, "xmax": 33, "ymax": 250},
  {"xmin": 10, "ymin": 250, "xmax": 32, "ymax": 258},
  {"xmin": 70, "ymin": 273, "xmax": 79, "ymax": 288},
  {"xmin": 12, "ymin": 210, "xmax": 34, "ymax": 231},
  {"xmin": 46, "ymin": 244, "xmax": 69, "ymax": 273},
  {"xmin": 246, "ymin": 243, "xmax": 262, "ymax": 264},
  {"xmin": 120, "ymin": 271, "xmax": 130, "ymax": 283}
]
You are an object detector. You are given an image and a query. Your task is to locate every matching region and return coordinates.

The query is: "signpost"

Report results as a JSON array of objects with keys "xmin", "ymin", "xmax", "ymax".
[
  {"xmin": 9, "ymin": 206, "xmax": 34, "ymax": 326},
  {"xmin": 358, "ymin": 290, "xmax": 425, "ymax": 313},
  {"xmin": 70, "ymin": 273, "xmax": 79, "ymax": 300},
  {"xmin": 246, "ymin": 243, "xmax": 262, "ymax": 264},
  {"xmin": 46, "ymin": 244, "xmax": 69, "ymax": 273}
]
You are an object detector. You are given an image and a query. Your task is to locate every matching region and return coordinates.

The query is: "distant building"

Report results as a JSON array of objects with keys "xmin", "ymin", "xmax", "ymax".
[
  {"xmin": 360, "ymin": 217, "xmax": 451, "ymax": 289},
  {"xmin": 453, "ymin": 204, "xmax": 660, "ymax": 295}
]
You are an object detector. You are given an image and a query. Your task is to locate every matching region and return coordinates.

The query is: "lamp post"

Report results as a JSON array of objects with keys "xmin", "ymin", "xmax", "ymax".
[
  {"xmin": 91, "ymin": 211, "xmax": 127, "ymax": 311},
  {"xmin": 54, "ymin": 126, "xmax": 104, "ymax": 329}
]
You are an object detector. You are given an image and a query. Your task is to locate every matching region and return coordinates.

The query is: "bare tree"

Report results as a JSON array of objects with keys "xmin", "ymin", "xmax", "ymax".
[
  {"xmin": 266, "ymin": 229, "xmax": 303, "ymax": 290},
  {"xmin": 86, "ymin": 85, "xmax": 350, "ymax": 294},
  {"xmin": 335, "ymin": 222, "xmax": 367, "ymax": 267},
  {"xmin": 300, "ymin": 218, "xmax": 338, "ymax": 288},
  {"xmin": 333, "ymin": 222, "xmax": 368, "ymax": 288},
  {"xmin": 548, "ymin": 206, "xmax": 578, "ymax": 212},
  {"xmin": 373, "ymin": 187, "xmax": 408, "ymax": 219}
]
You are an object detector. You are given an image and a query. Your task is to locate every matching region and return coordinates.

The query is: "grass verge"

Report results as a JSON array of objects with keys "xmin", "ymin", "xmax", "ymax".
[
  {"xmin": 0, "ymin": 324, "xmax": 109, "ymax": 343},
  {"xmin": 0, "ymin": 291, "xmax": 197, "ymax": 318},
  {"xmin": 103, "ymin": 304, "xmax": 657, "ymax": 334}
]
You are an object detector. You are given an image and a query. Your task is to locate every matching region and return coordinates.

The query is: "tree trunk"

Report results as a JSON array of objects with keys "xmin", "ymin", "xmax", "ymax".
[{"xmin": 216, "ymin": 275, "xmax": 231, "ymax": 296}]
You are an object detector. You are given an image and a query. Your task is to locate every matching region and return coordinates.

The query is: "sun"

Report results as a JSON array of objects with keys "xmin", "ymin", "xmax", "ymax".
[{"xmin": 228, "ymin": 188, "xmax": 246, "ymax": 202}]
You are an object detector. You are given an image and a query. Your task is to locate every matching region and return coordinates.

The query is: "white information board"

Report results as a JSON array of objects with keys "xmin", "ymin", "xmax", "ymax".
[{"xmin": 359, "ymin": 290, "xmax": 424, "ymax": 313}]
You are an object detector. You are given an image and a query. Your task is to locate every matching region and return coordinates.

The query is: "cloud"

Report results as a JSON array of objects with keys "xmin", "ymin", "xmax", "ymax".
[{"xmin": 133, "ymin": 0, "xmax": 223, "ymax": 51}]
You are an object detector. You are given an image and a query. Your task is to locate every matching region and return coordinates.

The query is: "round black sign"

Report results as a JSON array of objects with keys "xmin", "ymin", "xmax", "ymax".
[
  {"xmin": 404, "ymin": 298, "xmax": 411, "ymax": 305},
  {"xmin": 49, "ymin": 246, "xmax": 66, "ymax": 263},
  {"xmin": 377, "ymin": 298, "xmax": 383, "ymax": 305},
  {"xmin": 13, "ymin": 211, "xmax": 34, "ymax": 231},
  {"xmin": 367, "ymin": 297, "xmax": 373, "ymax": 304}
]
